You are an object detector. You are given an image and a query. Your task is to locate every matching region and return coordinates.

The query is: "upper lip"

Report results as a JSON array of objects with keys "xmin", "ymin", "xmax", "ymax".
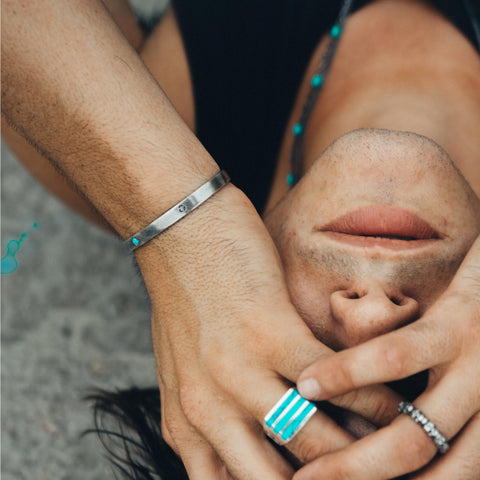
[{"xmin": 316, "ymin": 205, "xmax": 441, "ymax": 240}]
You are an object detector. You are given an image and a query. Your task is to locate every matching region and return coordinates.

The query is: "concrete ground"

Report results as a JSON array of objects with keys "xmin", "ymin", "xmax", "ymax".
[{"xmin": 2, "ymin": 1, "xmax": 169, "ymax": 478}]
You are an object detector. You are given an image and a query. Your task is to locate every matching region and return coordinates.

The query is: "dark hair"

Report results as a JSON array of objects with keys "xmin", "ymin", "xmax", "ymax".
[
  {"xmin": 82, "ymin": 372, "xmax": 429, "ymax": 479},
  {"xmin": 83, "ymin": 387, "xmax": 302, "ymax": 479},
  {"xmin": 83, "ymin": 387, "xmax": 188, "ymax": 480}
]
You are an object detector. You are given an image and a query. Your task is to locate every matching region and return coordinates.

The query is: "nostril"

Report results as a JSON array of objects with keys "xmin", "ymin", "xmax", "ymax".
[
  {"xmin": 389, "ymin": 296, "xmax": 402, "ymax": 306},
  {"xmin": 338, "ymin": 290, "xmax": 360, "ymax": 299},
  {"xmin": 331, "ymin": 288, "xmax": 420, "ymax": 343}
]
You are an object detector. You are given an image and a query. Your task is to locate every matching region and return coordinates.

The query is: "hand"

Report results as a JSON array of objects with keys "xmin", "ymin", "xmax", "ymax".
[
  {"xmin": 136, "ymin": 184, "xmax": 402, "ymax": 479},
  {"xmin": 295, "ymin": 235, "xmax": 480, "ymax": 480}
]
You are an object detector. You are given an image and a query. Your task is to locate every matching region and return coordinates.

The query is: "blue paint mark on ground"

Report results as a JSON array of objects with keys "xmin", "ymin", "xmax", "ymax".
[{"xmin": 1, "ymin": 222, "xmax": 39, "ymax": 274}]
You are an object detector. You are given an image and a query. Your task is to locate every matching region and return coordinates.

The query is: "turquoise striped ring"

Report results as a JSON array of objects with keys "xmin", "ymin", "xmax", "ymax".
[{"xmin": 263, "ymin": 388, "xmax": 317, "ymax": 445}]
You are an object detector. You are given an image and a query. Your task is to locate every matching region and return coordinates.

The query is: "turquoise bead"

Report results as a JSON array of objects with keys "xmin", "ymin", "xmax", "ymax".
[
  {"xmin": 311, "ymin": 74, "xmax": 323, "ymax": 88},
  {"xmin": 286, "ymin": 173, "xmax": 296, "ymax": 186},
  {"xmin": 292, "ymin": 123, "xmax": 304, "ymax": 136},
  {"xmin": 330, "ymin": 24, "xmax": 341, "ymax": 38},
  {"xmin": 132, "ymin": 237, "xmax": 139, "ymax": 246}
]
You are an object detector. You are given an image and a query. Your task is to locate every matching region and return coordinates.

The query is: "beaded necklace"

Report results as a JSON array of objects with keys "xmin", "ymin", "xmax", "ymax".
[
  {"xmin": 287, "ymin": 0, "xmax": 480, "ymax": 188},
  {"xmin": 288, "ymin": 0, "xmax": 354, "ymax": 187}
]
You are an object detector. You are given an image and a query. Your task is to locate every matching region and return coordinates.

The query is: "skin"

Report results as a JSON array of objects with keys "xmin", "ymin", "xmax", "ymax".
[
  {"xmin": 265, "ymin": 129, "xmax": 480, "ymax": 351},
  {"xmin": 272, "ymin": 3, "xmax": 480, "ymax": 476},
  {"xmin": 3, "ymin": 0, "xmax": 480, "ymax": 478},
  {"xmin": 265, "ymin": 0, "xmax": 480, "ymax": 211},
  {"xmin": 266, "ymin": 128, "xmax": 480, "ymax": 478}
]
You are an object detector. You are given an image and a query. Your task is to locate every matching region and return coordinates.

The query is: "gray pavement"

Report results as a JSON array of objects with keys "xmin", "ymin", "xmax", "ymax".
[{"xmin": 2, "ymin": 1, "xmax": 169, "ymax": 478}]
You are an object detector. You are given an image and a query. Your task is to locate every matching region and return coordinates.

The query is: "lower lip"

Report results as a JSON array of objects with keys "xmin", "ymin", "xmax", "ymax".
[
  {"xmin": 320, "ymin": 231, "xmax": 439, "ymax": 250},
  {"xmin": 315, "ymin": 205, "xmax": 441, "ymax": 250},
  {"xmin": 317, "ymin": 206, "xmax": 440, "ymax": 239}
]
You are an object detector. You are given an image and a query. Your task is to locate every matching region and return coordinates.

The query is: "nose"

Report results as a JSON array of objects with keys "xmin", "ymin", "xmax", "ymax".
[{"xmin": 330, "ymin": 283, "xmax": 419, "ymax": 345}]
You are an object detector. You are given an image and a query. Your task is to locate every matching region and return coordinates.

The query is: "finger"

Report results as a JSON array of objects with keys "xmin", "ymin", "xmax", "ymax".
[
  {"xmin": 162, "ymin": 394, "xmax": 231, "ymax": 480},
  {"xmin": 159, "ymin": 378, "xmax": 180, "ymax": 455},
  {"xmin": 293, "ymin": 367, "xmax": 478, "ymax": 480},
  {"xmin": 413, "ymin": 365, "xmax": 480, "ymax": 439},
  {"xmin": 180, "ymin": 436, "xmax": 232, "ymax": 480},
  {"xmin": 410, "ymin": 413, "xmax": 480, "ymax": 480},
  {"xmin": 182, "ymin": 442, "xmax": 233, "ymax": 480},
  {"xmin": 210, "ymin": 416, "xmax": 294, "ymax": 479},
  {"xmin": 296, "ymin": 316, "xmax": 455, "ymax": 401},
  {"xmin": 448, "ymin": 234, "xmax": 480, "ymax": 295},
  {"xmin": 271, "ymin": 329, "xmax": 402, "ymax": 426},
  {"xmin": 218, "ymin": 367, "xmax": 356, "ymax": 464},
  {"xmin": 292, "ymin": 417, "xmax": 436, "ymax": 480},
  {"xmin": 178, "ymin": 382, "xmax": 294, "ymax": 479},
  {"xmin": 330, "ymin": 384, "xmax": 403, "ymax": 427}
]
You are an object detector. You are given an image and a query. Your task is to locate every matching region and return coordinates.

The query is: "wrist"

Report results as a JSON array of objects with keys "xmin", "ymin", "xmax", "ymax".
[
  {"xmin": 124, "ymin": 170, "xmax": 230, "ymax": 251},
  {"xmin": 134, "ymin": 183, "xmax": 254, "ymax": 277}
]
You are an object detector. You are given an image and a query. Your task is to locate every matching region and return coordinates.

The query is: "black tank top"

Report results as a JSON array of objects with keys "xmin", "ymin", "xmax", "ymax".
[{"xmin": 171, "ymin": 0, "xmax": 480, "ymax": 212}]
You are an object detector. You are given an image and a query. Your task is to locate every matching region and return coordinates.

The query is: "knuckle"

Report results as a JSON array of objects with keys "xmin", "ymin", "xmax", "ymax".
[
  {"xmin": 161, "ymin": 405, "xmax": 187, "ymax": 453},
  {"xmin": 274, "ymin": 327, "xmax": 319, "ymax": 367},
  {"xmin": 204, "ymin": 349, "xmax": 231, "ymax": 381},
  {"xmin": 162, "ymin": 408, "xmax": 181, "ymax": 437},
  {"xmin": 161, "ymin": 421, "xmax": 177, "ymax": 451},
  {"xmin": 336, "ymin": 386, "xmax": 393, "ymax": 426},
  {"xmin": 204, "ymin": 350, "xmax": 246, "ymax": 396},
  {"xmin": 329, "ymin": 358, "xmax": 355, "ymax": 393},
  {"xmin": 383, "ymin": 341, "xmax": 411, "ymax": 377},
  {"xmin": 368, "ymin": 390, "xmax": 398, "ymax": 426},
  {"xmin": 155, "ymin": 364, "xmax": 169, "ymax": 389},
  {"xmin": 327, "ymin": 463, "xmax": 353, "ymax": 480},
  {"xmin": 334, "ymin": 387, "xmax": 360, "ymax": 411},
  {"xmin": 155, "ymin": 361, "xmax": 178, "ymax": 392},
  {"xmin": 304, "ymin": 356, "xmax": 353, "ymax": 396},
  {"xmin": 293, "ymin": 436, "xmax": 325, "ymax": 463},
  {"xmin": 178, "ymin": 383, "xmax": 206, "ymax": 430},
  {"xmin": 241, "ymin": 322, "xmax": 284, "ymax": 367}
]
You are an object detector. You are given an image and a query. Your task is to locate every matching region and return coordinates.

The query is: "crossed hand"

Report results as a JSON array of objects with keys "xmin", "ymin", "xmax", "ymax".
[{"xmin": 137, "ymin": 187, "xmax": 480, "ymax": 480}]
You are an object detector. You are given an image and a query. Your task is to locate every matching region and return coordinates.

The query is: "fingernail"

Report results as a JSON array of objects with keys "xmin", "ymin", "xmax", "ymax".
[{"xmin": 297, "ymin": 378, "xmax": 322, "ymax": 399}]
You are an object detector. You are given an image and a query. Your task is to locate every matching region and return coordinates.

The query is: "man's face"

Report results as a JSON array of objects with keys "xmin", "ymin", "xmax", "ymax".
[{"xmin": 264, "ymin": 129, "xmax": 480, "ymax": 351}]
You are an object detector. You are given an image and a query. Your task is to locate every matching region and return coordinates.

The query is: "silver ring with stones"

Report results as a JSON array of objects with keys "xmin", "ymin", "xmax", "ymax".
[{"xmin": 398, "ymin": 401, "xmax": 450, "ymax": 454}]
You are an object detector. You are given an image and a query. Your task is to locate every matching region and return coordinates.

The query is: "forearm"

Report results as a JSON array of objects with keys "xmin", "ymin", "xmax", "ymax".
[{"xmin": 1, "ymin": 0, "xmax": 218, "ymax": 237}]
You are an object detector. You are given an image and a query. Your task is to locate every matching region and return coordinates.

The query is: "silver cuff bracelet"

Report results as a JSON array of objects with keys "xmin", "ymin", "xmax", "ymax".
[{"xmin": 125, "ymin": 170, "xmax": 230, "ymax": 252}]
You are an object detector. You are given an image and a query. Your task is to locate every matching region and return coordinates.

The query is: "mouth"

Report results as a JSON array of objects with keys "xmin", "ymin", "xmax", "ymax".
[{"xmin": 316, "ymin": 206, "xmax": 441, "ymax": 249}]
